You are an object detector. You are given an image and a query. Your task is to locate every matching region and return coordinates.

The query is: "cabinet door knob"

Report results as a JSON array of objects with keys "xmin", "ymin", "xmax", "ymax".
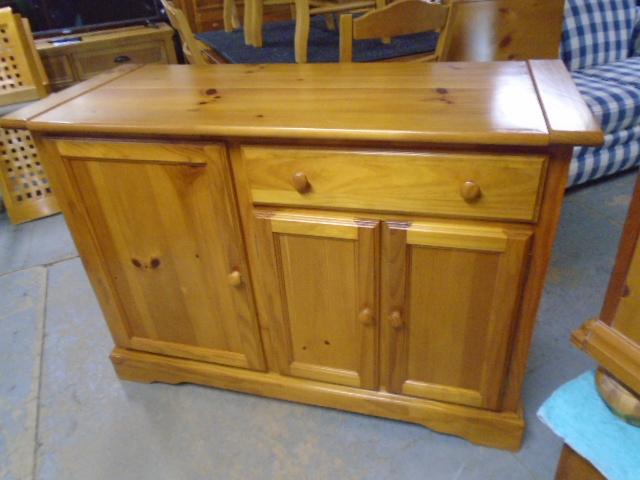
[
  {"xmin": 460, "ymin": 180, "xmax": 482, "ymax": 202},
  {"xmin": 358, "ymin": 307, "xmax": 374, "ymax": 326},
  {"xmin": 389, "ymin": 310, "xmax": 403, "ymax": 329},
  {"xmin": 292, "ymin": 172, "xmax": 311, "ymax": 194},
  {"xmin": 228, "ymin": 270, "xmax": 242, "ymax": 287}
]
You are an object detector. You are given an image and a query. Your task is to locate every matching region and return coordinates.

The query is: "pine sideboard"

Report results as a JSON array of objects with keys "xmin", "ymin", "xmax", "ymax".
[{"xmin": 2, "ymin": 61, "xmax": 602, "ymax": 450}]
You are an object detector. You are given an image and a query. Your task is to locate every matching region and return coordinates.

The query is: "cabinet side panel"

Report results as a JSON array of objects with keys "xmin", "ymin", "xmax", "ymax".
[{"xmin": 502, "ymin": 146, "xmax": 572, "ymax": 411}]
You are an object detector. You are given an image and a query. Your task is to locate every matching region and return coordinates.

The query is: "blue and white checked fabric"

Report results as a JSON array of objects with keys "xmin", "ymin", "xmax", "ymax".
[
  {"xmin": 577, "ymin": 56, "xmax": 640, "ymax": 88},
  {"xmin": 570, "ymin": 126, "xmax": 640, "ymax": 185},
  {"xmin": 561, "ymin": 0, "xmax": 638, "ymax": 71},
  {"xmin": 571, "ymin": 70, "xmax": 640, "ymax": 133}
]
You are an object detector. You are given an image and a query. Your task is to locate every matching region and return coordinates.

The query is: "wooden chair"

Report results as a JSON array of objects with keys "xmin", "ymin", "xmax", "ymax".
[
  {"xmin": 160, "ymin": 0, "xmax": 218, "ymax": 65},
  {"xmin": 242, "ymin": 0, "xmax": 296, "ymax": 47},
  {"xmin": 0, "ymin": 8, "xmax": 60, "ymax": 224},
  {"xmin": 237, "ymin": 0, "xmax": 383, "ymax": 62},
  {"xmin": 339, "ymin": 0, "xmax": 450, "ymax": 62}
]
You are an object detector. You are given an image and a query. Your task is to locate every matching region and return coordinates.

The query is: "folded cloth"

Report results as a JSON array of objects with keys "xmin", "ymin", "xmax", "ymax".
[{"xmin": 538, "ymin": 370, "xmax": 640, "ymax": 480}]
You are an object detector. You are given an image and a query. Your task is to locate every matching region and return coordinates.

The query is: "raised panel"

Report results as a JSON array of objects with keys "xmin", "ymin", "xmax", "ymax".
[
  {"xmin": 57, "ymin": 140, "xmax": 265, "ymax": 371},
  {"xmin": 256, "ymin": 211, "xmax": 378, "ymax": 389},
  {"xmin": 382, "ymin": 220, "xmax": 531, "ymax": 409}
]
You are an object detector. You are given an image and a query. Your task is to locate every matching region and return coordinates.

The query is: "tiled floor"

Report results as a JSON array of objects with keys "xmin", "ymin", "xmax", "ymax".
[{"xmin": 1, "ymin": 171, "xmax": 636, "ymax": 480}]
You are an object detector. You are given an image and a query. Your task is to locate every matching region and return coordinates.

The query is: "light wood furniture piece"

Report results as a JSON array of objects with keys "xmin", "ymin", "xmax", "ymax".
[
  {"xmin": 572, "ymin": 173, "xmax": 640, "ymax": 425},
  {"xmin": 34, "ymin": 24, "xmax": 177, "ymax": 90},
  {"xmin": 161, "ymin": 0, "xmax": 220, "ymax": 64},
  {"xmin": 0, "ymin": 8, "xmax": 49, "ymax": 106},
  {"xmin": 0, "ymin": 8, "xmax": 60, "ymax": 223},
  {"xmin": 3, "ymin": 61, "xmax": 601, "ymax": 450},
  {"xmin": 439, "ymin": 0, "xmax": 565, "ymax": 61},
  {"xmin": 555, "ymin": 444, "xmax": 605, "ymax": 480},
  {"xmin": 339, "ymin": 0, "xmax": 450, "ymax": 62}
]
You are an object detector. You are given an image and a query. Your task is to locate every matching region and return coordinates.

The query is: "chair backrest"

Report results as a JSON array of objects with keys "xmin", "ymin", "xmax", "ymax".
[
  {"xmin": 560, "ymin": 0, "xmax": 638, "ymax": 71},
  {"xmin": 339, "ymin": 0, "xmax": 450, "ymax": 62},
  {"xmin": 0, "ymin": 8, "xmax": 49, "ymax": 106},
  {"xmin": 159, "ymin": 0, "xmax": 209, "ymax": 65},
  {"xmin": 438, "ymin": 0, "xmax": 565, "ymax": 62}
]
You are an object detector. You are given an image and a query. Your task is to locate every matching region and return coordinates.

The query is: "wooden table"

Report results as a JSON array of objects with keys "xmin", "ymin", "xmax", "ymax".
[{"xmin": 3, "ymin": 61, "xmax": 602, "ymax": 450}]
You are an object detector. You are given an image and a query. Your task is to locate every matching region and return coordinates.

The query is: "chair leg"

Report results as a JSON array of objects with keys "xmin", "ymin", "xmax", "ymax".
[
  {"xmin": 223, "ymin": 0, "xmax": 241, "ymax": 32},
  {"xmin": 294, "ymin": 0, "xmax": 310, "ymax": 63},
  {"xmin": 376, "ymin": 0, "xmax": 391, "ymax": 44},
  {"xmin": 252, "ymin": 0, "xmax": 264, "ymax": 47},
  {"xmin": 339, "ymin": 14, "xmax": 353, "ymax": 62},
  {"xmin": 244, "ymin": 0, "xmax": 254, "ymax": 45}
]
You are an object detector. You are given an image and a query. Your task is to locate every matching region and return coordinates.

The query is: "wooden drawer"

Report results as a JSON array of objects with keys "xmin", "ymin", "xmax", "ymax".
[
  {"xmin": 241, "ymin": 146, "xmax": 546, "ymax": 222},
  {"xmin": 72, "ymin": 41, "xmax": 168, "ymax": 80}
]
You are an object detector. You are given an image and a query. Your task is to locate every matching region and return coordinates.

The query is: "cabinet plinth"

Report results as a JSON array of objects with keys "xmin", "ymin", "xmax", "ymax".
[{"xmin": 5, "ymin": 62, "xmax": 602, "ymax": 451}]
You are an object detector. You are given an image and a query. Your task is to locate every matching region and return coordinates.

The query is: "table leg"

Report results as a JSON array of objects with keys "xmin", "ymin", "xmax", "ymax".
[{"xmin": 295, "ymin": 0, "xmax": 310, "ymax": 63}]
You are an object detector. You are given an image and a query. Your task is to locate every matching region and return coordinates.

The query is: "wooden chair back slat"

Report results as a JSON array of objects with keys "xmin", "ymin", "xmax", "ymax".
[
  {"xmin": 159, "ymin": 0, "xmax": 210, "ymax": 65},
  {"xmin": 339, "ymin": 0, "xmax": 450, "ymax": 62},
  {"xmin": 353, "ymin": 0, "xmax": 449, "ymax": 39}
]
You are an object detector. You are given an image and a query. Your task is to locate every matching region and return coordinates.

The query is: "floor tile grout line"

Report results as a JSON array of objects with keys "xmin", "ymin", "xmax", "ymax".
[
  {"xmin": 31, "ymin": 265, "xmax": 50, "ymax": 480},
  {"xmin": 0, "ymin": 253, "xmax": 80, "ymax": 279}
]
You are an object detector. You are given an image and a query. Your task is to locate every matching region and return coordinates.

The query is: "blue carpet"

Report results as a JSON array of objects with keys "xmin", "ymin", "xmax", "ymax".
[{"xmin": 196, "ymin": 16, "xmax": 438, "ymax": 63}]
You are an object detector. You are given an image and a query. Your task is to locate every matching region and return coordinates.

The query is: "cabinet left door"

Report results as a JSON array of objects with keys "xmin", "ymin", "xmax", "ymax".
[{"xmin": 46, "ymin": 139, "xmax": 266, "ymax": 371}]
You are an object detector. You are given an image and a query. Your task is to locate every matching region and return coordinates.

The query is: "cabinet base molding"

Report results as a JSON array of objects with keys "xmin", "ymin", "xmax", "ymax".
[{"xmin": 111, "ymin": 348, "xmax": 525, "ymax": 451}]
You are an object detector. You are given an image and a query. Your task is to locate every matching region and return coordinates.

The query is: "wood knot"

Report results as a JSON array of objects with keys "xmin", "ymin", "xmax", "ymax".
[{"xmin": 205, "ymin": 88, "xmax": 218, "ymax": 96}]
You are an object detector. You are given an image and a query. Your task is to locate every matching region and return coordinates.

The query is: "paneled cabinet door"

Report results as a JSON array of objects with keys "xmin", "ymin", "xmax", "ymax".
[
  {"xmin": 255, "ymin": 211, "xmax": 379, "ymax": 389},
  {"xmin": 55, "ymin": 140, "xmax": 265, "ymax": 371},
  {"xmin": 381, "ymin": 220, "xmax": 532, "ymax": 409}
]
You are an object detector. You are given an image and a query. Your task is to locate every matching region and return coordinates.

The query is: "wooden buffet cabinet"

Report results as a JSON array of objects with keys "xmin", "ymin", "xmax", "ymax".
[{"xmin": 2, "ymin": 61, "xmax": 602, "ymax": 450}]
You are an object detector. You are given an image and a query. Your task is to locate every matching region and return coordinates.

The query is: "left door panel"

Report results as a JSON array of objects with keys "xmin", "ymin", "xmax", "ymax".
[{"xmin": 52, "ymin": 139, "xmax": 265, "ymax": 371}]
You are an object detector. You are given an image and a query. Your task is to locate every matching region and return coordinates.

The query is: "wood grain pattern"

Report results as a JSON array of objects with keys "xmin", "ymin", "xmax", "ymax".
[
  {"xmin": 502, "ymin": 146, "xmax": 572, "ymax": 411},
  {"xmin": 51, "ymin": 138, "xmax": 266, "ymax": 370},
  {"xmin": 528, "ymin": 60, "xmax": 604, "ymax": 147},
  {"xmin": 20, "ymin": 62, "xmax": 601, "ymax": 451},
  {"xmin": 382, "ymin": 220, "xmax": 531, "ymax": 409},
  {"xmin": 111, "ymin": 346, "xmax": 526, "ymax": 451},
  {"xmin": 242, "ymin": 146, "xmax": 546, "ymax": 221},
  {"xmin": 601, "ymin": 175, "xmax": 640, "ymax": 326},
  {"xmin": 21, "ymin": 62, "xmax": 558, "ymax": 146},
  {"xmin": 254, "ymin": 211, "xmax": 379, "ymax": 389},
  {"xmin": 572, "ymin": 319, "xmax": 640, "ymax": 395},
  {"xmin": 440, "ymin": 0, "xmax": 565, "ymax": 63},
  {"xmin": 0, "ymin": 64, "xmax": 141, "ymax": 129}
]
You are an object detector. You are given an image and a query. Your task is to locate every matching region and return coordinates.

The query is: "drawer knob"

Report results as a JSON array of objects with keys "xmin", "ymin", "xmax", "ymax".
[
  {"xmin": 389, "ymin": 310, "xmax": 403, "ymax": 329},
  {"xmin": 460, "ymin": 180, "xmax": 482, "ymax": 202},
  {"xmin": 228, "ymin": 270, "xmax": 243, "ymax": 287},
  {"xmin": 292, "ymin": 172, "xmax": 311, "ymax": 194},
  {"xmin": 114, "ymin": 55, "xmax": 132, "ymax": 64},
  {"xmin": 358, "ymin": 307, "xmax": 374, "ymax": 326}
]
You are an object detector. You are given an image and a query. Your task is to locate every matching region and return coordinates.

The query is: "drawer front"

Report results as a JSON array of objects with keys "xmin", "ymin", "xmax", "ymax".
[
  {"xmin": 241, "ymin": 146, "xmax": 546, "ymax": 222},
  {"xmin": 73, "ymin": 41, "xmax": 168, "ymax": 80}
]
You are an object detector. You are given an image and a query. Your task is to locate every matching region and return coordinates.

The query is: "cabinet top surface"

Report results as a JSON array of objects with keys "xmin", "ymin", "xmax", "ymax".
[{"xmin": 11, "ymin": 61, "xmax": 603, "ymax": 147}]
